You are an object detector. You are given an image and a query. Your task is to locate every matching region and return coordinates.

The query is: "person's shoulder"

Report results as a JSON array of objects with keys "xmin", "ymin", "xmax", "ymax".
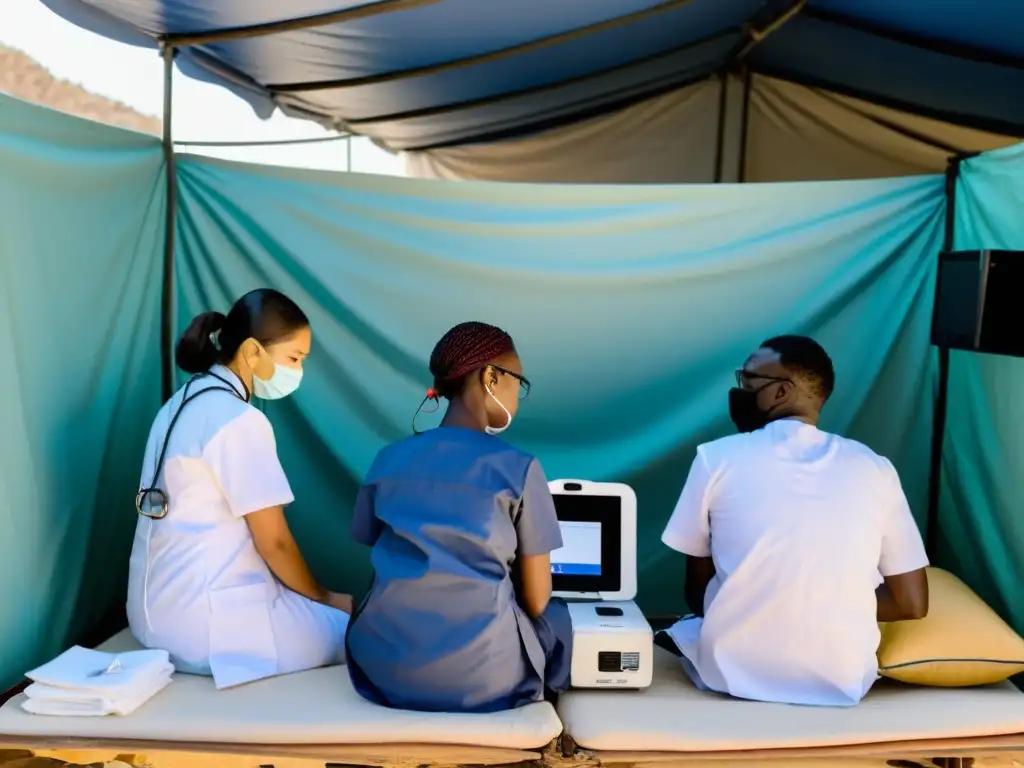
[
  {"xmin": 444, "ymin": 430, "xmax": 537, "ymax": 487},
  {"xmin": 424, "ymin": 427, "xmax": 533, "ymax": 461},
  {"xmin": 186, "ymin": 376, "xmax": 252, "ymax": 416},
  {"xmin": 369, "ymin": 429, "xmax": 536, "ymax": 483},
  {"xmin": 484, "ymin": 433, "xmax": 535, "ymax": 461},
  {"xmin": 167, "ymin": 376, "xmax": 259, "ymax": 442},
  {"xmin": 371, "ymin": 433, "xmax": 418, "ymax": 464},
  {"xmin": 825, "ymin": 431, "xmax": 899, "ymax": 476},
  {"xmin": 483, "ymin": 434, "xmax": 539, "ymax": 476},
  {"xmin": 367, "ymin": 431, "xmax": 458, "ymax": 475},
  {"xmin": 191, "ymin": 404, "xmax": 272, "ymax": 466},
  {"xmin": 695, "ymin": 431, "xmax": 755, "ymax": 467},
  {"xmin": 829, "ymin": 431, "xmax": 891, "ymax": 462},
  {"xmin": 213, "ymin": 404, "xmax": 274, "ymax": 447}
]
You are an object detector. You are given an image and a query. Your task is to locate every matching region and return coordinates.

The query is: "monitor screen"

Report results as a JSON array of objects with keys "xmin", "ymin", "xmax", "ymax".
[
  {"xmin": 550, "ymin": 492, "xmax": 622, "ymax": 594},
  {"xmin": 551, "ymin": 521, "xmax": 602, "ymax": 576}
]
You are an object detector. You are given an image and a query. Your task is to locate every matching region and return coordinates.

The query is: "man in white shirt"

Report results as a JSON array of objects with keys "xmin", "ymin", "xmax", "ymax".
[{"xmin": 660, "ymin": 335, "xmax": 929, "ymax": 707}]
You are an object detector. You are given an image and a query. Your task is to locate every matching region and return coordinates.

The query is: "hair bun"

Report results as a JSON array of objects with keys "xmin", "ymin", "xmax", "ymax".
[{"xmin": 175, "ymin": 311, "xmax": 227, "ymax": 374}]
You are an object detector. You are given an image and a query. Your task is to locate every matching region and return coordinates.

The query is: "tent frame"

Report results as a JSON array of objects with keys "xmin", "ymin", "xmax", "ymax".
[
  {"xmin": 153, "ymin": 0, "xmax": 962, "ymax": 561},
  {"xmin": 925, "ymin": 158, "xmax": 962, "ymax": 557},
  {"xmin": 160, "ymin": 44, "xmax": 176, "ymax": 405}
]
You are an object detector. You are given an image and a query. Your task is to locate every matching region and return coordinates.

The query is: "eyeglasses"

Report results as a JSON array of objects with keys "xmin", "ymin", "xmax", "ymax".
[
  {"xmin": 735, "ymin": 369, "xmax": 791, "ymax": 389},
  {"xmin": 492, "ymin": 365, "xmax": 531, "ymax": 400}
]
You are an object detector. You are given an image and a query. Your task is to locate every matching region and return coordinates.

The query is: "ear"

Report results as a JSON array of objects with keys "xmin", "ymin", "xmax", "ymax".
[
  {"xmin": 775, "ymin": 380, "xmax": 792, "ymax": 401},
  {"xmin": 241, "ymin": 338, "xmax": 263, "ymax": 366},
  {"xmin": 481, "ymin": 365, "xmax": 499, "ymax": 391}
]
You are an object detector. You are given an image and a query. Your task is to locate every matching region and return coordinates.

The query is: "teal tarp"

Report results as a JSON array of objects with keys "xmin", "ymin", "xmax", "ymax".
[
  {"xmin": 938, "ymin": 143, "xmax": 1024, "ymax": 633},
  {"xmin": 0, "ymin": 96, "xmax": 164, "ymax": 687},
  {"xmin": 175, "ymin": 155, "xmax": 943, "ymax": 616}
]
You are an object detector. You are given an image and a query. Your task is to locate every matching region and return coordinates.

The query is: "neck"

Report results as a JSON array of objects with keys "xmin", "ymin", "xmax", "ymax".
[
  {"xmin": 769, "ymin": 407, "xmax": 818, "ymax": 427},
  {"xmin": 225, "ymin": 362, "xmax": 254, "ymax": 399},
  {"xmin": 441, "ymin": 400, "xmax": 488, "ymax": 432},
  {"xmin": 788, "ymin": 414, "xmax": 818, "ymax": 426}
]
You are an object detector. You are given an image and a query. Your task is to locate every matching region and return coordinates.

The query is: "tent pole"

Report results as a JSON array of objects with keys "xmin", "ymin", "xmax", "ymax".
[
  {"xmin": 163, "ymin": 0, "xmax": 440, "ymax": 47},
  {"xmin": 175, "ymin": 135, "xmax": 350, "ymax": 148},
  {"xmin": 160, "ymin": 44, "xmax": 178, "ymax": 403},
  {"xmin": 924, "ymin": 156, "xmax": 962, "ymax": 558},
  {"xmin": 737, "ymin": 68, "xmax": 752, "ymax": 183},
  {"xmin": 712, "ymin": 72, "xmax": 728, "ymax": 183}
]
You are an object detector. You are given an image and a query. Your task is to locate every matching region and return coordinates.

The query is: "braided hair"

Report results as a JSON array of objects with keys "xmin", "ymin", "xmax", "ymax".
[
  {"xmin": 412, "ymin": 322, "xmax": 516, "ymax": 434},
  {"xmin": 428, "ymin": 321, "xmax": 516, "ymax": 400}
]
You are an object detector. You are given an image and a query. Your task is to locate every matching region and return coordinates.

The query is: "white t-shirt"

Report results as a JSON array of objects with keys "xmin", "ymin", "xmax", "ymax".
[
  {"xmin": 127, "ymin": 365, "xmax": 295, "ymax": 681},
  {"xmin": 661, "ymin": 419, "xmax": 929, "ymax": 707}
]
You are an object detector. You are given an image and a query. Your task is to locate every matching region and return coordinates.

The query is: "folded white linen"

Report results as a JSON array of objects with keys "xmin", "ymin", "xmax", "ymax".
[
  {"xmin": 26, "ymin": 645, "xmax": 171, "ymax": 699},
  {"xmin": 26, "ymin": 660, "xmax": 173, "ymax": 700},
  {"xmin": 25, "ymin": 660, "xmax": 172, "ymax": 700},
  {"xmin": 21, "ymin": 672, "xmax": 172, "ymax": 717}
]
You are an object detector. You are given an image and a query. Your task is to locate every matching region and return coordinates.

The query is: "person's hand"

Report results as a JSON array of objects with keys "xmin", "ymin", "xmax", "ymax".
[{"xmin": 324, "ymin": 591, "xmax": 354, "ymax": 614}]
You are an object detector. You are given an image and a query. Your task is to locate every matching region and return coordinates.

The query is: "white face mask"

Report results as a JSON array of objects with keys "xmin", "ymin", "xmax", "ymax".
[
  {"xmin": 253, "ymin": 362, "xmax": 303, "ymax": 400},
  {"xmin": 484, "ymin": 385, "xmax": 513, "ymax": 435}
]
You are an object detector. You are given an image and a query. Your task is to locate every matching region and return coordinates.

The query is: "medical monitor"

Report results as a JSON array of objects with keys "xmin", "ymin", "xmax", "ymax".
[{"xmin": 548, "ymin": 479, "xmax": 637, "ymax": 602}]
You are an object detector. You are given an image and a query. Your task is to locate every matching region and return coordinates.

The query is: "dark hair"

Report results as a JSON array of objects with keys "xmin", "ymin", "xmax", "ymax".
[
  {"xmin": 761, "ymin": 334, "xmax": 835, "ymax": 401},
  {"xmin": 175, "ymin": 288, "xmax": 310, "ymax": 374},
  {"xmin": 428, "ymin": 321, "xmax": 515, "ymax": 399}
]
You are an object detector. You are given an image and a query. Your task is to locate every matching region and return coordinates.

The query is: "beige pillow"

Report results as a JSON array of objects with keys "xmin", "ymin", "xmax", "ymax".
[{"xmin": 877, "ymin": 567, "xmax": 1024, "ymax": 686}]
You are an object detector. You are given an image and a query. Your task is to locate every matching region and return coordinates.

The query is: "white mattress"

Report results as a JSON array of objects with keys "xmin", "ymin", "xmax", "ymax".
[
  {"xmin": 558, "ymin": 647, "xmax": 1024, "ymax": 752},
  {"xmin": 0, "ymin": 630, "xmax": 561, "ymax": 749}
]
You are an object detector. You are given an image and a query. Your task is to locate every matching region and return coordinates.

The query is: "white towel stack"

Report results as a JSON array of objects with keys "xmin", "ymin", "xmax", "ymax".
[{"xmin": 22, "ymin": 645, "xmax": 174, "ymax": 717}]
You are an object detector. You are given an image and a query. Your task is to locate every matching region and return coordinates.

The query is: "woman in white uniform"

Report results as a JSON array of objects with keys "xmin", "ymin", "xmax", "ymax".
[{"xmin": 128, "ymin": 288, "xmax": 352, "ymax": 689}]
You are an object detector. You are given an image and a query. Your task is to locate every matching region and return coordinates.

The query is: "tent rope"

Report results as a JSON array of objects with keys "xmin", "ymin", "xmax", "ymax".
[{"xmin": 735, "ymin": 0, "xmax": 808, "ymax": 61}]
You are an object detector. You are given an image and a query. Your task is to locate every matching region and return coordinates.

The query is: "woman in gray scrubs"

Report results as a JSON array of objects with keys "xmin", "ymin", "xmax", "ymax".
[{"xmin": 346, "ymin": 321, "xmax": 572, "ymax": 713}]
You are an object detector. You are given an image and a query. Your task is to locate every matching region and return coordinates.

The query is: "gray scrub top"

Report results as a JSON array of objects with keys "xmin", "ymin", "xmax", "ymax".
[{"xmin": 345, "ymin": 426, "xmax": 563, "ymax": 713}]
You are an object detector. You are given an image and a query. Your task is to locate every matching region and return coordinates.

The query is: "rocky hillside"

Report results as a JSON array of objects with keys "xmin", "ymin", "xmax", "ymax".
[{"xmin": 0, "ymin": 43, "xmax": 160, "ymax": 134}]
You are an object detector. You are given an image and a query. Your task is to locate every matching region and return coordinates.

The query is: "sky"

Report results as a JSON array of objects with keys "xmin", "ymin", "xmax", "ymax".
[{"xmin": 0, "ymin": 0, "xmax": 407, "ymax": 175}]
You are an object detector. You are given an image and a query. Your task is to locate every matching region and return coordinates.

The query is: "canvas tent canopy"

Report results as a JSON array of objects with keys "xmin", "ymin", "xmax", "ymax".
[{"xmin": 38, "ymin": 0, "xmax": 1024, "ymax": 182}]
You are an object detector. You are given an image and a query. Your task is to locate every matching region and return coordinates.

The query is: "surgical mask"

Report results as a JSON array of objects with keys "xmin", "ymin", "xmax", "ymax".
[
  {"xmin": 728, "ymin": 387, "xmax": 770, "ymax": 433},
  {"xmin": 253, "ymin": 363, "xmax": 303, "ymax": 400},
  {"xmin": 484, "ymin": 385, "xmax": 513, "ymax": 435}
]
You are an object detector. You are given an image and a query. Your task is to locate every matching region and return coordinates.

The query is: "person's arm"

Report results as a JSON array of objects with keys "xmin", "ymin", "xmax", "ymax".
[
  {"xmin": 518, "ymin": 552, "xmax": 553, "ymax": 619},
  {"xmin": 515, "ymin": 460, "xmax": 563, "ymax": 619},
  {"xmin": 877, "ymin": 459, "xmax": 930, "ymax": 622},
  {"xmin": 877, "ymin": 570, "xmax": 928, "ymax": 622},
  {"xmin": 204, "ymin": 409, "xmax": 351, "ymax": 613},
  {"xmin": 246, "ymin": 506, "xmax": 339, "ymax": 606},
  {"xmin": 662, "ymin": 450, "xmax": 715, "ymax": 616},
  {"xmin": 350, "ymin": 483, "xmax": 383, "ymax": 547}
]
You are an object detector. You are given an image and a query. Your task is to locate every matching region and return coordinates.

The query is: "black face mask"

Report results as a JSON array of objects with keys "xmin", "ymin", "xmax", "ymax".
[{"xmin": 728, "ymin": 387, "xmax": 770, "ymax": 433}]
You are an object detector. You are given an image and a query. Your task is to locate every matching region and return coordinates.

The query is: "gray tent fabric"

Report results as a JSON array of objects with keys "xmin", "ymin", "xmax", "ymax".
[
  {"xmin": 406, "ymin": 80, "xmax": 725, "ymax": 184},
  {"xmin": 742, "ymin": 77, "xmax": 1018, "ymax": 182},
  {"xmin": 403, "ymin": 74, "xmax": 1020, "ymax": 184},
  {"xmin": 37, "ymin": 0, "xmax": 1024, "ymax": 154}
]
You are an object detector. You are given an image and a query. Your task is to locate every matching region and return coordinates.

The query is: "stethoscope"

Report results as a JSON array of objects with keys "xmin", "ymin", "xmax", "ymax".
[{"xmin": 135, "ymin": 371, "xmax": 248, "ymax": 520}]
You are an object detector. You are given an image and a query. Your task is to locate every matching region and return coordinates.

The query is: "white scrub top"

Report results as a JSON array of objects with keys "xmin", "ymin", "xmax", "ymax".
[
  {"xmin": 127, "ymin": 365, "xmax": 348, "ymax": 689},
  {"xmin": 662, "ymin": 419, "xmax": 929, "ymax": 707}
]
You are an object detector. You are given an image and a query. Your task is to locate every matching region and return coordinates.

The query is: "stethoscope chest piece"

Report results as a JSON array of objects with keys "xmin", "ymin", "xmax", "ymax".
[
  {"xmin": 136, "ymin": 487, "xmax": 169, "ymax": 519},
  {"xmin": 135, "ymin": 371, "xmax": 246, "ymax": 522}
]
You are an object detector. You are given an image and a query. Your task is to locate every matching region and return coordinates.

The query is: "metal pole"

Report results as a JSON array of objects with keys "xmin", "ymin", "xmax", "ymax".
[
  {"xmin": 160, "ymin": 44, "xmax": 178, "ymax": 403},
  {"xmin": 346, "ymin": 135, "xmax": 353, "ymax": 172},
  {"xmin": 737, "ymin": 68, "xmax": 752, "ymax": 183},
  {"xmin": 712, "ymin": 71, "xmax": 728, "ymax": 183},
  {"xmin": 924, "ymin": 156, "xmax": 962, "ymax": 558},
  {"xmin": 174, "ymin": 134, "xmax": 351, "ymax": 148}
]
